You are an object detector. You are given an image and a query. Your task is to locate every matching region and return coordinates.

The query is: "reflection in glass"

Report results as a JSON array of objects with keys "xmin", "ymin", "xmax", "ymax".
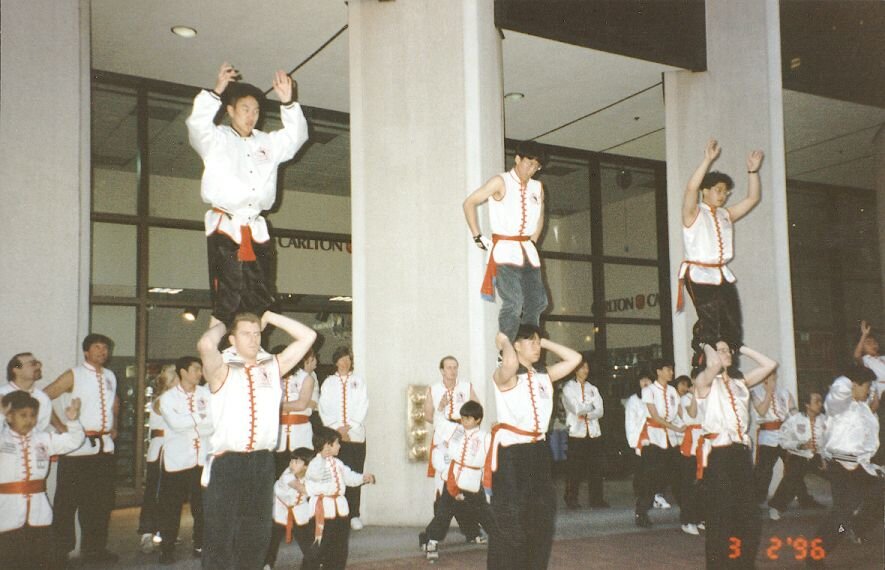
[
  {"xmin": 602, "ymin": 264, "xmax": 661, "ymax": 319},
  {"xmin": 537, "ymin": 157, "xmax": 591, "ymax": 255},
  {"xmin": 92, "ymin": 84, "xmax": 138, "ymax": 215},
  {"xmin": 92, "ymin": 223, "xmax": 137, "ymax": 297},
  {"xmin": 600, "ymin": 163, "xmax": 657, "ymax": 259},
  {"xmin": 544, "ymin": 259, "xmax": 594, "ymax": 316}
]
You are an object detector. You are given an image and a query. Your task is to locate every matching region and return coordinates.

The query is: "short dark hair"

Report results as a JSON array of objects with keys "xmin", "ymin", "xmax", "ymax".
[
  {"xmin": 844, "ymin": 365, "xmax": 875, "ymax": 386},
  {"xmin": 700, "ymin": 171, "xmax": 734, "ymax": 191},
  {"xmin": 332, "ymin": 346, "xmax": 353, "ymax": 369},
  {"xmin": 459, "ymin": 401, "xmax": 484, "ymax": 422},
  {"xmin": 514, "ymin": 324, "xmax": 543, "ymax": 342},
  {"xmin": 296, "ymin": 348, "xmax": 316, "ymax": 372},
  {"xmin": 312, "ymin": 426, "xmax": 341, "ymax": 451},
  {"xmin": 515, "ymin": 140, "xmax": 548, "ymax": 166},
  {"xmin": 2, "ymin": 390, "xmax": 39, "ymax": 413},
  {"xmin": 651, "ymin": 359, "xmax": 675, "ymax": 377},
  {"xmin": 674, "ymin": 375, "xmax": 691, "ymax": 390},
  {"xmin": 290, "ymin": 447, "xmax": 316, "ymax": 464},
  {"xmin": 6, "ymin": 352, "xmax": 32, "ymax": 382},
  {"xmin": 439, "ymin": 355, "xmax": 458, "ymax": 369},
  {"xmin": 223, "ymin": 82, "xmax": 264, "ymax": 108},
  {"xmin": 801, "ymin": 391, "xmax": 822, "ymax": 407},
  {"xmin": 175, "ymin": 356, "xmax": 201, "ymax": 377},
  {"xmin": 82, "ymin": 333, "xmax": 113, "ymax": 352}
]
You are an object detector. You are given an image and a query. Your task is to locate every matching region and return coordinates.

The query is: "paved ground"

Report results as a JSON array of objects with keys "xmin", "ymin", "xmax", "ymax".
[{"xmin": 66, "ymin": 476, "xmax": 882, "ymax": 569}]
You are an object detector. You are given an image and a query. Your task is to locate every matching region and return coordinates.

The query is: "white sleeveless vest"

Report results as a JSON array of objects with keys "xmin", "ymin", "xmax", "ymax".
[{"xmin": 489, "ymin": 170, "xmax": 542, "ymax": 267}]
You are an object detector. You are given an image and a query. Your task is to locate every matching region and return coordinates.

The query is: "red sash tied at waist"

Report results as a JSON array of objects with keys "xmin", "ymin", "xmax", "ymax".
[
  {"xmin": 279, "ymin": 414, "xmax": 311, "ymax": 426},
  {"xmin": 314, "ymin": 496, "xmax": 327, "ymax": 544},
  {"xmin": 696, "ymin": 433, "xmax": 719, "ymax": 480},
  {"xmin": 0, "ymin": 479, "xmax": 46, "ymax": 494},
  {"xmin": 150, "ymin": 429, "xmax": 165, "ymax": 438},
  {"xmin": 445, "ymin": 459, "xmax": 483, "ymax": 498},
  {"xmin": 676, "ymin": 260, "xmax": 727, "ymax": 312},
  {"xmin": 754, "ymin": 421, "xmax": 784, "ymax": 464},
  {"xmin": 482, "ymin": 423, "xmax": 543, "ymax": 490},
  {"xmin": 636, "ymin": 418, "xmax": 669, "ymax": 451},
  {"xmin": 480, "ymin": 235, "xmax": 532, "ymax": 301},
  {"xmin": 680, "ymin": 424, "xmax": 702, "ymax": 458},
  {"xmin": 212, "ymin": 207, "xmax": 256, "ymax": 262}
]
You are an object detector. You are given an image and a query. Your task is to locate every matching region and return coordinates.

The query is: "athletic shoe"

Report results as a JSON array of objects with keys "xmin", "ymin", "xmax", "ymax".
[
  {"xmin": 152, "ymin": 532, "xmax": 163, "ymax": 544},
  {"xmin": 140, "ymin": 533, "xmax": 155, "ymax": 554},
  {"xmin": 697, "ymin": 522, "xmax": 706, "ymax": 531},
  {"xmin": 263, "ymin": 565, "xmax": 273, "ymax": 570},
  {"xmin": 769, "ymin": 507, "xmax": 781, "ymax": 521},
  {"xmin": 653, "ymin": 494, "xmax": 671, "ymax": 509},
  {"xmin": 466, "ymin": 535, "xmax": 488, "ymax": 545},
  {"xmin": 419, "ymin": 531, "xmax": 428, "ymax": 551},
  {"xmin": 634, "ymin": 512, "xmax": 652, "ymax": 528},
  {"xmin": 681, "ymin": 523, "xmax": 699, "ymax": 536},
  {"xmin": 350, "ymin": 517, "xmax": 364, "ymax": 530},
  {"xmin": 193, "ymin": 546, "xmax": 202, "ymax": 557},
  {"xmin": 426, "ymin": 540, "xmax": 439, "ymax": 562}
]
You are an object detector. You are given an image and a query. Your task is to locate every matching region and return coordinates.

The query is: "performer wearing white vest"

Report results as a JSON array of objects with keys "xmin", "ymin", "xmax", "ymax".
[
  {"xmin": 768, "ymin": 392, "xmax": 826, "ymax": 520},
  {"xmin": 186, "ymin": 62, "xmax": 309, "ymax": 325},
  {"xmin": 678, "ymin": 139, "xmax": 764, "ymax": 367},
  {"xmin": 811, "ymin": 367, "xmax": 882, "ymax": 566},
  {"xmin": 0, "ymin": 392, "xmax": 84, "ymax": 569},
  {"xmin": 276, "ymin": 348, "xmax": 319, "ymax": 475},
  {"xmin": 318, "ymin": 346, "xmax": 369, "ymax": 531},
  {"xmin": 694, "ymin": 341, "xmax": 777, "ymax": 569},
  {"xmin": 750, "ymin": 373, "xmax": 796, "ymax": 502},
  {"xmin": 561, "ymin": 357, "xmax": 608, "ymax": 509},
  {"xmin": 157, "ymin": 356, "xmax": 213, "ymax": 563},
  {"xmin": 634, "ymin": 359, "xmax": 683, "ymax": 528},
  {"xmin": 44, "ymin": 333, "xmax": 120, "ymax": 564},
  {"xmin": 198, "ymin": 311, "xmax": 316, "ymax": 570},
  {"xmin": 2, "ymin": 353, "xmax": 52, "ymax": 434},
  {"xmin": 463, "ymin": 141, "xmax": 549, "ymax": 342},
  {"xmin": 264, "ymin": 447, "xmax": 317, "ymax": 570},
  {"xmin": 486, "ymin": 325, "xmax": 581, "ymax": 570}
]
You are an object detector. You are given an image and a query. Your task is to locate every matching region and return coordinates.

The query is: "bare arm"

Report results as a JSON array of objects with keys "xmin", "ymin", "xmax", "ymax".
[
  {"xmin": 493, "ymin": 332, "xmax": 519, "ymax": 390},
  {"xmin": 854, "ymin": 320, "xmax": 872, "ymax": 363},
  {"xmin": 197, "ymin": 321, "xmax": 228, "ymax": 392},
  {"xmin": 423, "ymin": 386, "xmax": 435, "ymax": 423},
  {"xmin": 262, "ymin": 312, "xmax": 317, "ymax": 376},
  {"xmin": 646, "ymin": 403, "xmax": 683, "ymax": 432},
  {"xmin": 683, "ymin": 139, "xmax": 720, "ymax": 226},
  {"xmin": 727, "ymin": 151, "xmax": 763, "ymax": 222},
  {"xmin": 281, "ymin": 374, "xmax": 316, "ymax": 412},
  {"xmin": 694, "ymin": 344, "xmax": 723, "ymax": 397},
  {"xmin": 44, "ymin": 370, "xmax": 75, "ymax": 433},
  {"xmin": 542, "ymin": 338, "xmax": 582, "ymax": 383},
  {"xmin": 752, "ymin": 389, "xmax": 771, "ymax": 416},
  {"xmin": 740, "ymin": 346, "xmax": 779, "ymax": 388},
  {"xmin": 463, "ymin": 176, "xmax": 505, "ymax": 239},
  {"xmin": 685, "ymin": 392, "xmax": 698, "ymax": 419},
  {"xmin": 531, "ymin": 184, "xmax": 545, "ymax": 243}
]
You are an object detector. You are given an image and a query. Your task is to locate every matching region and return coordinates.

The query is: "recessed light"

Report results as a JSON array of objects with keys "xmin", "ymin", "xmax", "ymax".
[
  {"xmin": 171, "ymin": 26, "xmax": 197, "ymax": 39},
  {"xmin": 504, "ymin": 92, "xmax": 525, "ymax": 102}
]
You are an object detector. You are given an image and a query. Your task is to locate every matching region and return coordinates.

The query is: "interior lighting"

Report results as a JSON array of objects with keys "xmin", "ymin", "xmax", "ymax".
[
  {"xmin": 504, "ymin": 92, "xmax": 525, "ymax": 102},
  {"xmin": 181, "ymin": 308, "xmax": 199, "ymax": 322},
  {"xmin": 171, "ymin": 26, "xmax": 198, "ymax": 39}
]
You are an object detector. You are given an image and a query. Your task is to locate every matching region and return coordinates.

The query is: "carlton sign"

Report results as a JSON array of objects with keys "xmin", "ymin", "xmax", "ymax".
[{"xmin": 592, "ymin": 292, "xmax": 659, "ymax": 314}]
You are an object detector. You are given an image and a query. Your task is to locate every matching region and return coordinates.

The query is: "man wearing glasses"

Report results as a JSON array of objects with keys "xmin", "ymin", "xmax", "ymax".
[
  {"xmin": 1, "ymin": 353, "xmax": 53, "ymax": 433},
  {"xmin": 677, "ymin": 139, "xmax": 765, "ymax": 367}
]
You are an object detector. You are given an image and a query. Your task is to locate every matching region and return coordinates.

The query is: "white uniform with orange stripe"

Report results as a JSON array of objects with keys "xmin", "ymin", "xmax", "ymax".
[
  {"xmin": 146, "ymin": 408, "xmax": 167, "ymax": 463},
  {"xmin": 489, "ymin": 171, "xmax": 543, "ymax": 268},
  {"xmin": 277, "ymin": 370, "xmax": 319, "ymax": 452},
  {"xmin": 751, "ymin": 386, "xmax": 794, "ymax": 447},
  {"xmin": 442, "ymin": 426, "xmax": 489, "ymax": 494},
  {"xmin": 305, "ymin": 455, "xmax": 365, "ymax": 519},
  {"xmin": 430, "ymin": 381, "xmax": 473, "ymax": 442},
  {"xmin": 700, "ymin": 375, "xmax": 751, "ymax": 469},
  {"xmin": 65, "ymin": 363, "xmax": 116, "ymax": 456},
  {"xmin": 778, "ymin": 412, "xmax": 826, "ymax": 459},
  {"xmin": 640, "ymin": 382, "xmax": 681, "ymax": 449},
  {"xmin": 487, "ymin": 369, "xmax": 552, "ymax": 479},
  {"xmin": 679, "ymin": 203, "xmax": 735, "ymax": 285},
  {"xmin": 624, "ymin": 394, "xmax": 648, "ymax": 453},
  {"xmin": 273, "ymin": 468, "xmax": 311, "ymax": 527},
  {"xmin": 0, "ymin": 383, "xmax": 53, "ymax": 434},
  {"xmin": 318, "ymin": 373, "xmax": 368, "ymax": 443},
  {"xmin": 561, "ymin": 379, "xmax": 603, "ymax": 439},
  {"xmin": 160, "ymin": 385, "xmax": 213, "ymax": 472},
  {"xmin": 0, "ymin": 420, "xmax": 84, "ymax": 532}
]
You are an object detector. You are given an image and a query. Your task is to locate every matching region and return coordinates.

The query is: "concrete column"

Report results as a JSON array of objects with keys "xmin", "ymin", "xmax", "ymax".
[
  {"xmin": 0, "ymin": 1, "xmax": 91, "ymax": 376},
  {"xmin": 664, "ymin": 0, "xmax": 797, "ymax": 393},
  {"xmin": 874, "ymin": 125, "xmax": 885, "ymax": 314},
  {"xmin": 349, "ymin": 0, "xmax": 502, "ymax": 525}
]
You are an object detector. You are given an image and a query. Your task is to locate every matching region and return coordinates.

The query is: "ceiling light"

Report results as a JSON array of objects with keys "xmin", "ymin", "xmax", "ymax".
[
  {"xmin": 504, "ymin": 92, "xmax": 525, "ymax": 102},
  {"xmin": 181, "ymin": 308, "xmax": 199, "ymax": 322},
  {"xmin": 171, "ymin": 26, "xmax": 197, "ymax": 39},
  {"xmin": 790, "ymin": 57, "xmax": 801, "ymax": 70},
  {"xmin": 329, "ymin": 296, "xmax": 353, "ymax": 302}
]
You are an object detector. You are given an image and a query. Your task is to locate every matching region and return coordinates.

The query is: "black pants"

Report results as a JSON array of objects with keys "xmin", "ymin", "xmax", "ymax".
[
  {"xmin": 487, "ymin": 442, "xmax": 556, "ymax": 570},
  {"xmin": 679, "ymin": 454, "xmax": 703, "ymax": 524},
  {"xmin": 137, "ymin": 459, "xmax": 162, "ymax": 535},
  {"xmin": 338, "ymin": 441, "xmax": 366, "ymax": 518},
  {"xmin": 565, "ymin": 436, "xmax": 605, "ymax": 505},
  {"xmin": 0, "ymin": 525, "xmax": 53, "ymax": 570},
  {"xmin": 202, "ymin": 451, "xmax": 274, "ymax": 570},
  {"xmin": 425, "ymin": 489, "xmax": 497, "ymax": 543},
  {"xmin": 768, "ymin": 454, "xmax": 816, "ymax": 511},
  {"xmin": 753, "ymin": 445, "xmax": 785, "ymax": 502},
  {"xmin": 704, "ymin": 445, "xmax": 760, "ymax": 569},
  {"xmin": 274, "ymin": 451, "xmax": 291, "ymax": 479},
  {"xmin": 686, "ymin": 278, "xmax": 743, "ymax": 356},
  {"xmin": 207, "ymin": 232, "xmax": 275, "ymax": 325},
  {"xmin": 428, "ymin": 488, "xmax": 481, "ymax": 542},
  {"xmin": 265, "ymin": 520, "xmax": 316, "ymax": 568},
  {"xmin": 159, "ymin": 466, "xmax": 204, "ymax": 553},
  {"xmin": 814, "ymin": 463, "xmax": 882, "ymax": 559},
  {"xmin": 52, "ymin": 453, "xmax": 115, "ymax": 556},
  {"xmin": 636, "ymin": 445, "xmax": 677, "ymax": 514},
  {"xmin": 303, "ymin": 517, "xmax": 349, "ymax": 570}
]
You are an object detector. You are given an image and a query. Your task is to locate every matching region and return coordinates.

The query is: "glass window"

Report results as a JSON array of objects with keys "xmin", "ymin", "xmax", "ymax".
[
  {"xmin": 147, "ymin": 307, "xmax": 211, "ymax": 361},
  {"xmin": 600, "ymin": 163, "xmax": 658, "ymax": 259},
  {"xmin": 92, "ymin": 85, "xmax": 138, "ymax": 215},
  {"xmin": 602, "ymin": 264, "xmax": 661, "ymax": 319},
  {"xmin": 537, "ymin": 157, "xmax": 591, "ymax": 255},
  {"xmin": 791, "ymin": 278, "xmax": 834, "ymax": 329},
  {"xmin": 604, "ymin": 323, "xmax": 663, "ymax": 399},
  {"xmin": 92, "ymin": 222, "xmax": 137, "ymax": 297},
  {"xmin": 148, "ymin": 227, "xmax": 207, "ymax": 291},
  {"xmin": 544, "ymin": 259, "xmax": 594, "ymax": 316},
  {"xmin": 543, "ymin": 320, "xmax": 598, "ymax": 356}
]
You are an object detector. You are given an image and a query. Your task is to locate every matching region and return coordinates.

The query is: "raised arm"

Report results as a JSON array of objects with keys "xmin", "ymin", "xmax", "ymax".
[
  {"xmin": 531, "ymin": 184, "xmax": 545, "ymax": 243},
  {"xmin": 542, "ymin": 338, "xmax": 582, "ymax": 383},
  {"xmin": 740, "ymin": 346, "xmax": 779, "ymax": 388},
  {"xmin": 282, "ymin": 373, "xmax": 316, "ymax": 413},
  {"xmin": 197, "ymin": 320, "xmax": 228, "ymax": 392},
  {"xmin": 463, "ymin": 175, "xmax": 505, "ymax": 250},
  {"xmin": 694, "ymin": 343, "xmax": 723, "ymax": 397},
  {"xmin": 752, "ymin": 386, "xmax": 772, "ymax": 416},
  {"xmin": 854, "ymin": 320, "xmax": 872, "ymax": 363},
  {"xmin": 727, "ymin": 150, "xmax": 763, "ymax": 222},
  {"xmin": 262, "ymin": 312, "xmax": 317, "ymax": 376},
  {"xmin": 683, "ymin": 139, "xmax": 720, "ymax": 226},
  {"xmin": 493, "ymin": 332, "xmax": 519, "ymax": 389},
  {"xmin": 269, "ymin": 70, "xmax": 309, "ymax": 162},
  {"xmin": 186, "ymin": 63, "xmax": 237, "ymax": 157}
]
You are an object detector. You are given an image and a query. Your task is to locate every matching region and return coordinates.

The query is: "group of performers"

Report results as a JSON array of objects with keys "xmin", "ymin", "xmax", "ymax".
[{"xmin": 1, "ymin": 60, "xmax": 882, "ymax": 570}]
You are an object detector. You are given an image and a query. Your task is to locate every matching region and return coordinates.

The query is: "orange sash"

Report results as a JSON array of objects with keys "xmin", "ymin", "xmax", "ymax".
[
  {"xmin": 150, "ymin": 429, "xmax": 165, "ymax": 438},
  {"xmin": 636, "ymin": 418, "xmax": 668, "ymax": 452},
  {"xmin": 676, "ymin": 260, "xmax": 726, "ymax": 311},
  {"xmin": 211, "ymin": 207, "xmax": 256, "ymax": 261},
  {"xmin": 0, "ymin": 479, "xmax": 46, "ymax": 494},
  {"xmin": 482, "ymin": 423, "xmax": 542, "ymax": 489},
  {"xmin": 680, "ymin": 424, "xmax": 702, "ymax": 457},
  {"xmin": 480, "ymin": 235, "xmax": 532, "ymax": 300},
  {"xmin": 754, "ymin": 421, "xmax": 784, "ymax": 464},
  {"xmin": 279, "ymin": 415, "xmax": 311, "ymax": 425}
]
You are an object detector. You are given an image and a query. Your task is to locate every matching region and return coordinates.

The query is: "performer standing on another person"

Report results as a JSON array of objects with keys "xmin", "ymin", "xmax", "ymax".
[
  {"xmin": 678, "ymin": 139, "xmax": 764, "ymax": 367},
  {"xmin": 485, "ymin": 326, "xmax": 581, "ymax": 570},
  {"xmin": 186, "ymin": 62, "xmax": 309, "ymax": 325},
  {"xmin": 463, "ymin": 141, "xmax": 549, "ymax": 342},
  {"xmin": 561, "ymin": 356, "xmax": 608, "ymax": 509},
  {"xmin": 197, "ymin": 311, "xmax": 316, "ymax": 570}
]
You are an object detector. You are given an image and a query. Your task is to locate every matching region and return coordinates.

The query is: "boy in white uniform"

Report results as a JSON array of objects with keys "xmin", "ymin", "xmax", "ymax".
[
  {"xmin": 423, "ymin": 401, "xmax": 497, "ymax": 562},
  {"xmin": 198, "ymin": 311, "xmax": 316, "ymax": 570},
  {"xmin": 561, "ymin": 356, "xmax": 607, "ymax": 509},
  {"xmin": 157, "ymin": 356, "xmax": 213, "ymax": 563},
  {"xmin": 463, "ymin": 141, "xmax": 549, "ymax": 342},
  {"xmin": 0, "ymin": 392, "xmax": 84, "ymax": 569},
  {"xmin": 2, "ymin": 352, "xmax": 52, "ymax": 433},
  {"xmin": 485, "ymin": 325, "xmax": 581, "ymax": 570},
  {"xmin": 264, "ymin": 447, "xmax": 316, "ymax": 570},
  {"xmin": 750, "ymin": 373, "xmax": 796, "ymax": 502},
  {"xmin": 305, "ymin": 426, "xmax": 375, "ymax": 570}
]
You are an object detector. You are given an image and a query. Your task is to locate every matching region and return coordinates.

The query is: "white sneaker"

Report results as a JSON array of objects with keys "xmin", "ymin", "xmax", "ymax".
[
  {"xmin": 263, "ymin": 565, "xmax": 273, "ymax": 570},
  {"xmin": 426, "ymin": 540, "xmax": 439, "ymax": 562},
  {"xmin": 769, "ymin": 507, "xmax": 781, "ymax": 521},
  {"xmin": 681, "ymin": 523, "xmax": 699, "ymax": 536},
  {"xmin": 697, "ymin": 522, "xmax": 706, "ymax": 531},
  {"xmin": 653, "ymin": 494, "xmax": 671, "ymax": 509},
  {"xmin": 139, "ymin": 533, "xmax": 154, "ymax": 553},
  {"xmin": 152, "ymin": 532, "xmax": 163, "ymax": 544},
  {"xmin": 350, "ymin": 517, "xmax": 364, "ymax": 530}
]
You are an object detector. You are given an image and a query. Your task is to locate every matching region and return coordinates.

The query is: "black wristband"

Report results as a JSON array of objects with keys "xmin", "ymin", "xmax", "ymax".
[
  {"xmin": 747, "ymin": 170, "xmax": 759, "ymax": 174},
  {"xmin": 473, "ymin": 234, "xmax": 482, "ymax": 241}
]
